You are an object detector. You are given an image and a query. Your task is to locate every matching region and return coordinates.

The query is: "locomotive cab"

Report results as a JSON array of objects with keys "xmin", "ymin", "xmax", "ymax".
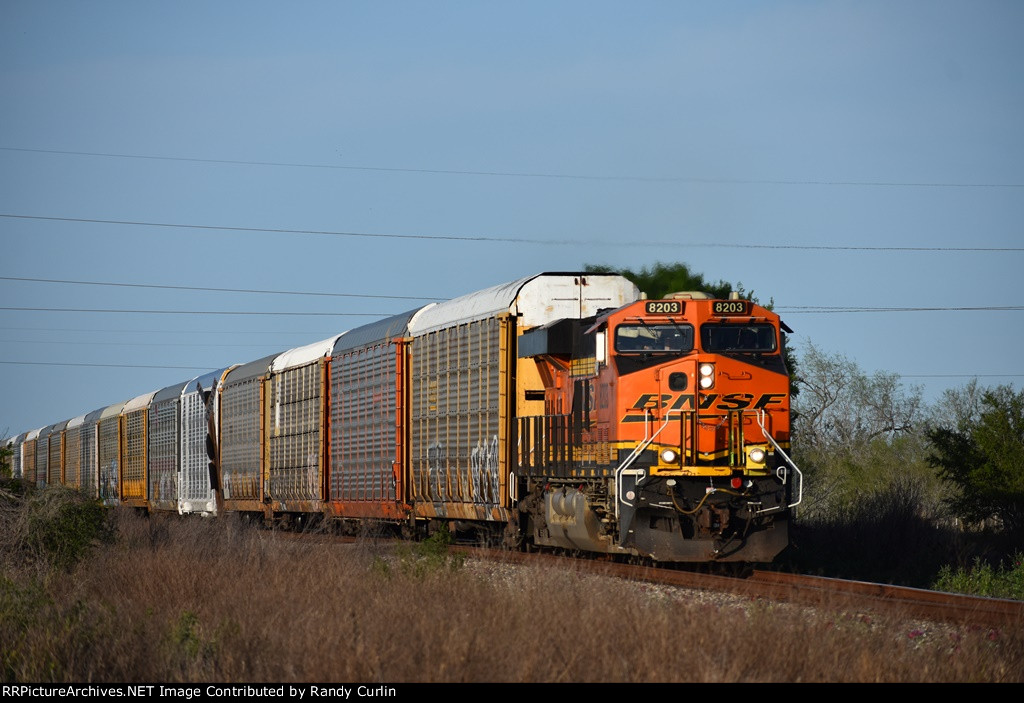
[{"xmin": 515, "ymin": 292, "xmax": 802, "ymax": 562}]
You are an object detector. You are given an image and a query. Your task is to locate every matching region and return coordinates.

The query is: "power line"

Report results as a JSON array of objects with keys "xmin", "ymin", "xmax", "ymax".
[
  {"xmin": 3, "ymin": 213, "xmax": 1023, "ymax": 252},
  {"xmin": 1, "ymin": 304, "xmax": 1021, "ymax": 321},
  {"xmin": 2, "ymin": 340, "xmax": 285, "ymax": 348},
  {"xmin": 0, "ymin": 360, "xmax": 213, "ymax": 370},
  {"xmin": 0, "ymin": 307, "xmax": 393, "ymax": 316},
  {"xmin": 0, "ymin": 276, "xmax": 444, "ymax": 301},
  {"xmin": 898, "ymin": 374, "xmax": 1024, "ymax": 378},
  {"xmin": 1, "ymin": 359, "xmax": 1019, "ymax": 379},
  {"xmin": 3, "ymin": 146, "xmax": 1022, "ymax": 188},
  {"xmin": 778, "ymin": 305, "xmax": 1024, "ymax": 313},
  {"xmin": 1, "ymin": 213, "xmax": 532, "ymax": 244},
  {"xmin": 0, "ymin": 326, "xmax": 325, "ymax": 335}
]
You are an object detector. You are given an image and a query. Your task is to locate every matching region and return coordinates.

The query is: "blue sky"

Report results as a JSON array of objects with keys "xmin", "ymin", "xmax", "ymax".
[{"xmin": 2, "ymin": 0, "xmax": 1022, "ymax": 436}]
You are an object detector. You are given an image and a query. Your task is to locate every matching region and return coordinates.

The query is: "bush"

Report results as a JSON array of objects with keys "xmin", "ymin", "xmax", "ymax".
[
  {"xmin": 785, "ymin": 479, "xmax": 960, "ymax": 587},
  {"xmin": 0, "ymin": 484, "xmax": 112, "ymax": 572},
  {"xmin": 933, "ymin": 553, "xmax": 1024, "ymax": 601}
]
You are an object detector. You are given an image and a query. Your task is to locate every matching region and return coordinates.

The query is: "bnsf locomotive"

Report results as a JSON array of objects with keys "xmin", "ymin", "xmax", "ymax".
[{"xmin": 4, "ymin": 272, "xmax": 801, "ymax": 562}]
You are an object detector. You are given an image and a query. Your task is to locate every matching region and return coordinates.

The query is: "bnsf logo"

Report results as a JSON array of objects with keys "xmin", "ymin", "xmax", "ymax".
[{"xmin": 622, "ymin": 393, "xmax": 786, "ymax": 421}]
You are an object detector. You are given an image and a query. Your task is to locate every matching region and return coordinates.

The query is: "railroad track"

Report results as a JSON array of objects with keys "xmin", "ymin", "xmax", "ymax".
[
  {"xmin": 450, "ymin": 544, "xmax": 1024, "ymax": 628},
  {"xmin": 271, "ymin": 529, "xmax": 1022, "ymax": 628}
]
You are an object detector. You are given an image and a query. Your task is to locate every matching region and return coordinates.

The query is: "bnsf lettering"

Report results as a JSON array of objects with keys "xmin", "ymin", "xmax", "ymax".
[
  {"xmin": 715, "ymin": 393, "xmax": 755, "ymax": 410},
  {"xmin": 624, "ymin": 392, "xmax": 785, "ymax": 420}
]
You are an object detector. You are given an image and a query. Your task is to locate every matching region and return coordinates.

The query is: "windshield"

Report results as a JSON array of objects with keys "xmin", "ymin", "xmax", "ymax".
[
  {"xmin": 700, "ymin": 324, "xmax": 777, "ymax": 353},
  {"xmin": 615, "ymin": 324, "xmax": 694, "ymax": 354}
]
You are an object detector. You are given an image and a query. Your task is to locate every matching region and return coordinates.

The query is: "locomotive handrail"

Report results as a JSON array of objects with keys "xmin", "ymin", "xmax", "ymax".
[
  {"xmin": 616, "ymin": 408, "xmax": 803, "ymax": 517},
  {"xmin": 755, "ymin": 410, "xmax": 803, "ymax": 512},
  {"xmin": 614, "ymin": 408, "xmax": 684, "ymax": 519}
]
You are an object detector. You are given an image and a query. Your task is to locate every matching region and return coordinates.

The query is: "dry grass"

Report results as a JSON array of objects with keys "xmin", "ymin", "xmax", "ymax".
[{"xmin": 2, "ymin": 507, "xmax": 1022, "ymax": 683}]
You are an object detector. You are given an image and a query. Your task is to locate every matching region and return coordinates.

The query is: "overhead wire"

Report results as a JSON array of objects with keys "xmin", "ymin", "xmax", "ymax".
[
  {"xmin": 0, "ymin": 360, "xmax": 214, "ymax": 370},
  {"xmin": 2, "ymin": 213, "xmax": 1022, "ymax": 252},
  {"xmin": 0, "ymin": 276, "xmax": 445, "ymax": 301},
  {"xmin": 3, "ymin": 146, "xmax": 1022, "ymax": 188},
  {"xmin": 0, "ymin": 307, "xmax": 391, "ymax": 316},
  {"xmin": 777, "ymin": 305, "xmax": 1024, "ymax": 313}
]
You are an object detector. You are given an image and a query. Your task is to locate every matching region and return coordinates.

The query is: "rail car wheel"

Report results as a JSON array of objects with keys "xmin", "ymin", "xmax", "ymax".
[{"xmin": 502, "ymin": 519, "xmax": 525, "ymax": 550}]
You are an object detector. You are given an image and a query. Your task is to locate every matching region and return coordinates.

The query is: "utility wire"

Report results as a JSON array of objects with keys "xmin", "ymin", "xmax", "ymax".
[
  {"xmin": 1, "ymin": 360, "xmax": 1020, "ymax": 379},
  {"xmin": 0, "ymin": 276, "xmax": 444, "ymax": 301},
  {"xmin": 2, "ymin": 305, "xmax": 1020, "ymax": 318},
  {"xmin": 3, "ymin": 213, "xmax": 1022, "ymax": 252},
  {"xmin": 778, "ymin": 305, "xmax": 1024, "ymax": 313},
  {"xmin": 0, "ymin": 326, "xmax": 324, "ymax": 335},
  {"xmin": 2, "ymin": 340, "xmax": 286, "ymax": 348},
  {"xmin": 0, "ymin": 360, "xmax": 213, "ymax": 370},
  {"xmin": 3, "ymin": 146, "xmax": 1022, "ymax": 188},
  {"xmin": 0, "ymin": 307, "xmax": 392, "ymax": 316},
  {"xmin": 898, "ymin": 374, "xmax": 1024, "ymax": 378}
]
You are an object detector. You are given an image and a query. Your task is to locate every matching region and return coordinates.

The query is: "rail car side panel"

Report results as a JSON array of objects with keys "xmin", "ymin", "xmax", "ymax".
[
  {"xmin": 121, "ymin": 407, "xmax": 149, "ymax": 506},
  {"xmin": 35, "ymin": 430, "xmax": 49, "ymax": 489},
  {"xmin": 98, "ymin": 416, "xmax": 120, "ymax": 505},
  {"xmin": 48, "ymin": 426, "xmax": 64, "ymax": 487},
  {"xmin": 220, "ymin": 376, "xmax": 265, "ymax": 509},
  {"xmin": 266, "ymin": 359, "xmax": 326, "ymax": 511},
  {"xmin": 329, "ymin": 341, "xmax": 403, "ymax": 517},
  {"xmin": 80, "ymin": 412, "xmax": 101, "ymax": 499},
  {"xmin": 180, "ymin": 373, "xmax": 224, "ymax": 515},
  {"xmin": 23, "ymin": 438, "xmax": 37, "ymax": 486},
  {"xmin": 410, "ymin": 316, "xmax": 508, "ymax": 521},
  {"xmin": 148, "ymin": 397, "xmax": 179, "ymax": 512},
  {"xmin": 64, "ymin": 421, "xmax": 82, "ymax": 489}
]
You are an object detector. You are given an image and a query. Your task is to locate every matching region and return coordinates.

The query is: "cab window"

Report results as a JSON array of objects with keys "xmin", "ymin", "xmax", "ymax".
[
  {"xmin": 700, "ymin": 324, "xmax": 777, "ymax": 352},
  {"xmin": 615, "ymin": 324, "xmax": 694, "ymax": 354}
]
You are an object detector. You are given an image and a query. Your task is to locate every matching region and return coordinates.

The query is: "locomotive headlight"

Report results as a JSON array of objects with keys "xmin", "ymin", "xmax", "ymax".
[
  {"xmin": 698, "ymin": 363, "xmax": 715, "ymax": 389},
  {"xmin": 661, "ymin": 449, "xmax": 678, "ymax": 464},
  {"xmin": 748, "ymin": 447, "xmax": 766, "ymax": 464}
]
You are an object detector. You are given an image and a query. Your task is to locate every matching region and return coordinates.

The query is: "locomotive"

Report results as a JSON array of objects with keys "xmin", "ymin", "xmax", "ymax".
[{"xmin": 3, "ymin": 272, "xmax": 800, "ymax": 562}]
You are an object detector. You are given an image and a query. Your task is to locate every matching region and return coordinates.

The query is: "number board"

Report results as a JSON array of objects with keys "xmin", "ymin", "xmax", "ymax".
[
  {"xmin": 644, "ymin": 300, "xmax": 682, "ymax": 315},
  {"xmin": 712, "ymin": 301, "xmax": 748, "ymax": 315}
]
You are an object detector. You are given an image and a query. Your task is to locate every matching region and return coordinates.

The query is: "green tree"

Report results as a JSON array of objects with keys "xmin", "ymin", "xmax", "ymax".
[
  {"xmin": 585, "ymin": 261, "xmax": 739, "ymax": 300},
  {"xmin": 790, "ymin": 342, "xmax": 945, "ymax": 520},
  {"xmin": 795, "ymin": 342, "xmax": 924, "ymax": 452},
  {"xmin": 927, "ymin": 385, "xmax": 1024, "ymax": 536}
]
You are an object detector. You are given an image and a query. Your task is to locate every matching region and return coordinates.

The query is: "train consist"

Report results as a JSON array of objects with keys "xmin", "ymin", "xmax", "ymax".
[{"xmin": 3, "ymin": 272, "xmax": 801, "ymax": 562}]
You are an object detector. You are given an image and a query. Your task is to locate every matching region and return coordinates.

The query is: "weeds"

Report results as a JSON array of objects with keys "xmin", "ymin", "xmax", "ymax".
[
  {"xmin": 1, "ymin": 492, "xmax": 1021, "ymax": 682},
  {"xmin": 933, "ymin": 553, "xmax": 1024, "ymax": 600},
  {"xmin": 375, "ymin": 524, "xmax": 465, "ymax": 579}
]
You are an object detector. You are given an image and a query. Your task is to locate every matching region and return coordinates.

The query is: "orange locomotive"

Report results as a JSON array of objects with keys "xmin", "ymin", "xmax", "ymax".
[{"xmin": 514, "ymin": 291, "xmax": 801, "ymax": 562}]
